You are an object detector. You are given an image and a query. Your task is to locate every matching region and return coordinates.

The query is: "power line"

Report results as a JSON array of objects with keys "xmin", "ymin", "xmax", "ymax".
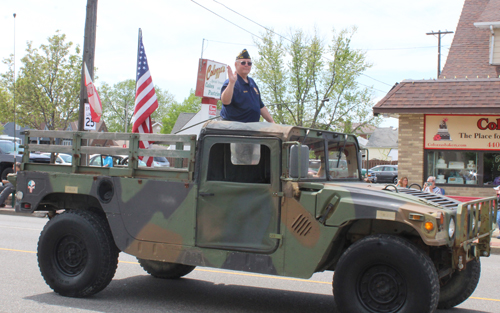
[
  {"xmin": 204, "ymin": 39, "xmax": 256, "ymax": 46},
  {"xmin": 195, "ymin": 1, "xmax": 394, "ymax": 92},
  {"xmin": 365, "ymin": 45, "xmax": 444, "ymax": 51},
  {"xmin": 212, "ymin": 0, "xmax": 294, "ymax": 44},
  {"xmin": 190, "ymin": 0, "xmax": 262, "ymax": 40}
]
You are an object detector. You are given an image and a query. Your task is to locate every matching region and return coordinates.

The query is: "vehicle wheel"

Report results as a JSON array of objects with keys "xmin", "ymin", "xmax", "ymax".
[
  {"xmin": 438, "ymin": 259, "xmax": 480, "ymax": 309},
  {"xmin": 37, "ymin": 210, "xmax": 119, "ymax": 297},
  {"xmin": 333, "ymin": 234, "xmax": 439, "ymax": 313},
  {"xmin": 1, "ymin": 167, "xmax": 13, "ymax": 180},
  {"xmin": 137, "ymin": 258, "xmax": 195, "ymax": 279},
  {"xmin": 393, "ymin": 176, "xmax": 398, "ymax": 184}
]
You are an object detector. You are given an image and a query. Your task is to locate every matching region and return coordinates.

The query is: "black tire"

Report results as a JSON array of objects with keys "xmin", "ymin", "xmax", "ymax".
[
  {"xmin": 137, "ymin": 258, "xmax": 195, "ymax": 279},
  {"xmin": 333, "ymin": 234, "xmax": 439, "ymax": 313},
  {"xmin": 393, "ymin": 176, "xmax": 398, "ymax": 184},
  {"xmin": 1, "ymin": 167, "xmax": 13, "ymax": 180},
  {"xmin": 438, "ymin": 259, "xmax": 481, "ymax": 309},
  {"xmin": 37, "ymin": 210, "xmax": 119, "ymax": 297}
]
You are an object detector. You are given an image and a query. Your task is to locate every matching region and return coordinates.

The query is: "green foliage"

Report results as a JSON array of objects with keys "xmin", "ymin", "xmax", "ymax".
[
  {"xmin": 99, "ymin": 79, "xmax": 177, "ymax": 132},
  {"xmin": 253, "ymin": 27, "xmax": 381, "ymax": 131},
  {"xmin": 161, "ymin": 89, "xmax": 201, "ymax": 134},
  {"xmin": 0, "ymin": 86, "xmax": 11, "ymax": 125},
  {"xmin": 0, "ymin": 31, "xmax": 81, "ymax": 130}
]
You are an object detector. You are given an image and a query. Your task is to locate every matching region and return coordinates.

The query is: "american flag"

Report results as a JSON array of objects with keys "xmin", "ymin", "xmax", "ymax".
[{"xmin": 132, "ymin": 31, "xmax": 158, "ymax": 167}]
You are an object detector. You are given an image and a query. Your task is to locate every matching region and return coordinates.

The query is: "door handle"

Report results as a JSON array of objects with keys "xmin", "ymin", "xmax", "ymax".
[{"xmin": 199, "ymin": 192, "xmax": 215, "ymax": 197}]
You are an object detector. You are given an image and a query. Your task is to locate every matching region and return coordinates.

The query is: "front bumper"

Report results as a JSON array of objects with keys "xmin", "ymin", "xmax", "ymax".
[{"xmin": 453, "ymin": 196, "xmax": 497, "ymax": 269}]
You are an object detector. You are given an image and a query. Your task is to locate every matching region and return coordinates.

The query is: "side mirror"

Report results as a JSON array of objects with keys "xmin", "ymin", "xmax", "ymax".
[{"xmin": 289, "ymin": 145, "xmax": 309, "ymax": 178}]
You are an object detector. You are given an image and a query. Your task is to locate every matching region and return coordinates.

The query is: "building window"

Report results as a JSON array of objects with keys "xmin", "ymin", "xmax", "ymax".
[
  {"xmin": 427, "ymin": 151, "xmax": 479, "ymax": 185},
  {"xmin": 425, "ymin": 150, "xmax": 500, "ymax": 187},
  {"xmin": 483, "ymin": 152, "xmax": 500, "ymax": 185}
]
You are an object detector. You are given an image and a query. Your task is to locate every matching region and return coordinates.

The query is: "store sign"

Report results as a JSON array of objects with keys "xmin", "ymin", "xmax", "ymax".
[
  {"xmin": 195, "ymin": 59, "xmax": 227, "ymax": 99},
  {"xmin": 425, "ymin": 114, "xmax": 500, "ymax": 150}
]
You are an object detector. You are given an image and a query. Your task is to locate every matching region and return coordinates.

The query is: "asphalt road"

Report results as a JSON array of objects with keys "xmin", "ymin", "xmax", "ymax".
[{"xmin": 1, "ymin": 214, "xmax": 500, "ymax": 313}]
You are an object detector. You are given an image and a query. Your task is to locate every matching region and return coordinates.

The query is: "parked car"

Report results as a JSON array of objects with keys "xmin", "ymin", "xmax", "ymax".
[
  {"xmin": 367, "ymin": 165, "xmax": 398, "ymax": 184},
  {"xmin": 0, "ymin": 140, "xmax": 50, "ymax": 179},
  {"xmin": 121, "ymin": 157, "xmax": 147, "ymax": 167},
  {"xmin": 41, "ymin": 153, "xmax": 72, "ymax": 165},
  {"xmin": 153, "ymin": 156, "xmax": 170, "ymax": 167},
  {"xmin": 88, "ymin": 155, "xmax": 124, "ymax": 167}
]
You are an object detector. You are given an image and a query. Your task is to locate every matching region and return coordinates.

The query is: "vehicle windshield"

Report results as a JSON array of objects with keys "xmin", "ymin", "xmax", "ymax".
[{"xmin": 291, "ymin": 132, "xmax": 360, "ymax": 181}]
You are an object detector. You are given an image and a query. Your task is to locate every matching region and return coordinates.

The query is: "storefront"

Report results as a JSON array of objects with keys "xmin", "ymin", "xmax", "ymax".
[
  {"xmin": 373, "ymin": 0, "xmax": 500, "ymax": 198},
  {"xmin": 425, "ymin": 115, "xmax": 500, "ymax": 188}
]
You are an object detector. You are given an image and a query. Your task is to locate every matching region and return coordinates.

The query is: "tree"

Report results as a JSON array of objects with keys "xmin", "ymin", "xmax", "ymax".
[
  {"xmin": 0, "ymin": 86, "xmax": 11, "ymax": 127},
  {"xmin": 161, "ymin": 89, "xmax": 201, "ymax": 134},
  {"xmin": 0, "ymin": 32, "xmax": 81, "ymax": 130},
  {"xmin": 100, "ymin": 79, "xmax": 177, "ymax": 132},
  {"xmin": 253, "ymin": 27, "xmax": 380, "ymax": 132}
]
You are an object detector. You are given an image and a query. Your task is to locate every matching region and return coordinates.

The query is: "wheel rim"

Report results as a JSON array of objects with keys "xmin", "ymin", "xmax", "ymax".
[
  {"xmin": 357, "ymin": 264, "xmax": 407, "ymax": 313},
  {"xmin": 55, "ymin": 235, "xmax": 88, "ymax": 276}
]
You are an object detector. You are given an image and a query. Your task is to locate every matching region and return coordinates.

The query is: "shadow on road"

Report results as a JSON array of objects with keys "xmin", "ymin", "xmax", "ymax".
[
  {"xmin": 24, "ymin": 274, "xmax": 491, "ymax": 313},
  {"xmin": 25, "ymin": 275, "xmax": 338, "ymax": 313}
]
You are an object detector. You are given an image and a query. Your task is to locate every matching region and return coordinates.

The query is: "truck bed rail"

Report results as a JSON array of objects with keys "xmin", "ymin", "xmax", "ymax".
[{"xmin": 20, "ymin": 130, "xmax": 197, "ymax": 181}]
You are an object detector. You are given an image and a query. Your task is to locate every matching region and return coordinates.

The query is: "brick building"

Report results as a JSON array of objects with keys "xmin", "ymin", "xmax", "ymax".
[{"xmin": 373, "ymin": 0, "xmax": 500, "ymax": 197}]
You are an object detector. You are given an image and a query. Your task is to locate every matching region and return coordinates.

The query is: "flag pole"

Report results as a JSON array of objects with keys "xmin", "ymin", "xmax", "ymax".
[
  {"xmin": 135, "ymin": 28, "xmax": 142, "ymax": 93},
  {"xmin": 128, "ymin": 28, "xmax": 142, "ymax": 133}
]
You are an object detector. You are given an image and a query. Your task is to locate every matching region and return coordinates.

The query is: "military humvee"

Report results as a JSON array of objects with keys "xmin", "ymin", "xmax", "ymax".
[{"xmin": 12, "ymin": 121, "xmax": 497, "ymax": 313}]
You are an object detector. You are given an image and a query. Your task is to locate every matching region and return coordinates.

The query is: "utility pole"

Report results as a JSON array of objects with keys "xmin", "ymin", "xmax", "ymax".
[
  {"xmin": 78, "ymin": 0, "xmax": 98, "ymax": 166},
  {"xmin": 78, "ymin": 0, "xmax": 98, "ymax": 131},
  {"xmin": 426, "ymin": 30, "xmax": 454, "ymax": 78}
]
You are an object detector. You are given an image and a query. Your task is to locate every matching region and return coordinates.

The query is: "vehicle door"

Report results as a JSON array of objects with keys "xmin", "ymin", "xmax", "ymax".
[
  {"xmin": 380, "ymin": 166, "xmax": 396, "ymax": 182},
  {"xmin": 196, "ymin": 136, "xmax": 281, "ymax": 253}
]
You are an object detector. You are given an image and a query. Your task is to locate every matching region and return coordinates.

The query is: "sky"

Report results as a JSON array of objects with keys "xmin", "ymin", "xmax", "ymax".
[{"xmin": 0, "ymin": 0, "xmax": 466, "ymax": 127}]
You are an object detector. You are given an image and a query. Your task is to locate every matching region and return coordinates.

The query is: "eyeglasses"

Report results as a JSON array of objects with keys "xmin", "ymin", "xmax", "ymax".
[{"xmin": 239, "ymin": 61, "xmax": 252, "ymax": 66}]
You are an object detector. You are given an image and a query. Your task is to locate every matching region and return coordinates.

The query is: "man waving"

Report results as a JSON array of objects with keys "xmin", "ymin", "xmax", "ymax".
[{"xmin": 220, "ymin": 49, "xmax": 274, "ymax": 123}]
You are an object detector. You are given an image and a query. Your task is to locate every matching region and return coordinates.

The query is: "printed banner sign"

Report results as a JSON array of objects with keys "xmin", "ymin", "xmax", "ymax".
[
  {"xmin": 425, "ymin": 114, "xmax": 500, "ymax": 150},
  {"xmin": 84, "ymin": 103, "xmax": 97, "ymax": 130},
  {"xmin": 209, "ymin": 104, "xmax": 217, "ymax": 117},
  {"xmin": 195, "ymin": 59, "xmax": 227, "ymax": 99}
]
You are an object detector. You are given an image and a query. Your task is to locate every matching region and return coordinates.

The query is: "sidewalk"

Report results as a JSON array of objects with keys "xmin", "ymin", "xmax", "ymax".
[{"xmin": 1, "ymin": 203, "xmax": 500, "ymax": 255}]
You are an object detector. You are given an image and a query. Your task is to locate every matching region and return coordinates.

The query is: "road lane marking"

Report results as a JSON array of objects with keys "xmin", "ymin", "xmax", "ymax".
[
  {"xmin": 0, "ymin": 247, "xmax": 36, "ymax": 253},
  {"xmin": 470, "ymin": 297, "xmax": 500, "ymax": 302},
  {"xmin": 194, "ymin": 268, "xmax": 332, "ymax": 284},
  {"xmin": 3, "ymin": 247, "xmax": 500, "ymax": 303}
]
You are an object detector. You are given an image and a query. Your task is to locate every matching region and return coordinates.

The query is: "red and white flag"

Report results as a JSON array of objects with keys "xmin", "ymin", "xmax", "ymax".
[
  {"xmin": 132, "ymin": 31, "xmax": 158, "ymax": 167},
  {"xmin": 84, "ymin": 62, "xmax": 102, "ymax": 123}
]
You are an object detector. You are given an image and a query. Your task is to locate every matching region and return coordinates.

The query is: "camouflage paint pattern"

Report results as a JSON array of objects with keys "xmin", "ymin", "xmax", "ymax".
[{"xmin": 14, "ymin": 121, "xmax": 497, "ymax": 279}]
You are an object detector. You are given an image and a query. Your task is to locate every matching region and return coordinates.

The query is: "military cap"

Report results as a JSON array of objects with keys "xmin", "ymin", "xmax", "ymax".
[{"xmin": 236, "ymin": 49, "xmax": 251, "ymax": 60}]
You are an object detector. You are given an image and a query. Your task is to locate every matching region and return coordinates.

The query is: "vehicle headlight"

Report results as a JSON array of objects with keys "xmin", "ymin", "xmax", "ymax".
[{"xmin": 448, "ymin": 217, "xmax": 456, "ymax": 239}]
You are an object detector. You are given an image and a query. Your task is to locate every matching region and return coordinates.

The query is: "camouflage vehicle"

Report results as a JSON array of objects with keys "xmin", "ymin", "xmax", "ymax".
[{"xmin": 11, "ymin": 121, "xmax": 498, "ymax": 313}]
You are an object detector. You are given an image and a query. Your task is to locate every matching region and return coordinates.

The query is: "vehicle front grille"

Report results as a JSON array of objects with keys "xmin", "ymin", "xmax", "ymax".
[{"xmin": 396, "ymin": 188, "xmax": 461, "ymax": 209}]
